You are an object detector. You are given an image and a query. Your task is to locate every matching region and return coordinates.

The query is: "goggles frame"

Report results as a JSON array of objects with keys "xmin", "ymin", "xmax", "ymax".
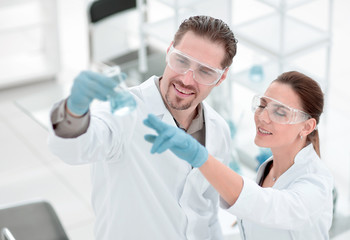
[
  {"xmin": 252, "ymin": 95, "xmax": 312, "ymax": 124},
  {"xmin": 166, "ymin": 45, "xmax": 226, "ymax": 86}
]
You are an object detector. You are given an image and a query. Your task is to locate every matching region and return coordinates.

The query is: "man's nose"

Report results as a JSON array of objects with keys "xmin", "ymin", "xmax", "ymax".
[{"xmin": 182, "ymin": 69, "xmax": 196, "ymax": 85}]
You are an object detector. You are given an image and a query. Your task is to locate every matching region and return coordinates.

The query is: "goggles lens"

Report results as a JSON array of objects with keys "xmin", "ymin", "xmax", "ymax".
[
  {"xmin": 166, "ymin": 46, "xmax": 225, "ymax": 85},
  {"xmin": 252, "ymin": 95, "xmax": 311, "ymax": 124}
]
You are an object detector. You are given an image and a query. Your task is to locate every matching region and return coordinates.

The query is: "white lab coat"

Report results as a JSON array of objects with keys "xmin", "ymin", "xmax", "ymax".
[
  {"xmin": 221, "ymin": 144, "xmax": 334, "ymax": 240},
  {"xmin": 48, "ymin": 76, "xmax": 231, "ymax": 240}
]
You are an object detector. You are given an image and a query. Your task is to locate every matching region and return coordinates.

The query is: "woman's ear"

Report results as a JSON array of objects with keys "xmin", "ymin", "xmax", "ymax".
[{"xmin": 301, "ymin": 118, "xmax": 317, "ymax": 136}]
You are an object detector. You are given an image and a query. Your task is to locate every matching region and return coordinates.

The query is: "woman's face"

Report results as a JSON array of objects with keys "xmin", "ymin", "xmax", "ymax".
[{"xmin": 254, "ymin": 82, "xmax": 306, "ymax": 150}]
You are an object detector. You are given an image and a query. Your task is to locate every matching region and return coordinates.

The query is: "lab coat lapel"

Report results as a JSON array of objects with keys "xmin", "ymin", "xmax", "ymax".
[
  {"xmin": 205, "ymin": 117, "xmax": 216, "ymax": 158},
  {"xmin": 203, "ymin": 102, "xmax": 224, "ymax": 162},
  {"xmin": 139, "ymin": 76, "xmax": 177, "ymax": 127},
  {"xmin": 190, "ymin": 102, "xmax": 220, "ymax": 193}
]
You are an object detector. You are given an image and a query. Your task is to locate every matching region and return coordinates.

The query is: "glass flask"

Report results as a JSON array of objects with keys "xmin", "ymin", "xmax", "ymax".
[{"xmin": 99, "ymin": 64, "xmax": 137, "ymax": 115}]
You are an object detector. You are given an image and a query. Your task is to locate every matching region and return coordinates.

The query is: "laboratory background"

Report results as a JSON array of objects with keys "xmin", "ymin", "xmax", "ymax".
[{"xmin": 0, "ymin": 0, "xmax": 350, "ymax": 239}]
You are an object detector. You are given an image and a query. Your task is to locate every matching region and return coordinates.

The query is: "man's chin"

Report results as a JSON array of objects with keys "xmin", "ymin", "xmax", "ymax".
[
  {"xmin": 165, "ymin": 90, "xmax": 195, "ymax": 111},
  {"xmin": 169, "ymin": 102, "xmax": 192, "ymax": 111},
  {"xmin": 166, "ymin": 98, "xmax": 192, "ymax": 111}
]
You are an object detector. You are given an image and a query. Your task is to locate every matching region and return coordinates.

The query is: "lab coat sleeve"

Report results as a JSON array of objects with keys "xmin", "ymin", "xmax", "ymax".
[
  {"xmin": 221, "ymin": 173, "xmax": 333, "ymax": 230},
  {"xmin": 48, "ymin": 101, "xmax": 133, "ymax": 165},
  {"xmin": 50, "ymin": 99, "xmax": 90, "ymax": 138}
]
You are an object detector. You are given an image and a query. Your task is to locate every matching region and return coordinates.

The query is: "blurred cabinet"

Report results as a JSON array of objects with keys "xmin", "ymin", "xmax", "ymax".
[
  {"xmin": 232, "ymin": 0, "xmax": 333, "ymax": 94},
  {"xmin": 0, "ymin": 0, "xmax": 60, "ymax": 89}
]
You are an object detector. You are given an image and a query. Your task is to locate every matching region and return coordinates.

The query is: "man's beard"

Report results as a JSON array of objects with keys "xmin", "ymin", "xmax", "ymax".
[
  {"xmin": 164, "ymin": 80, "xmax": 196, "ymax": 110},
  {"xmin": 165, "ymin": 92, "xmax": 192, "ymax": 110}
]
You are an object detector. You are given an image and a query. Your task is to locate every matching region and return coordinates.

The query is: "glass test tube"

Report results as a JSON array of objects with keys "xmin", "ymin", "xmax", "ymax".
[{"xmin": 98, "ymin": 64, "xmax": 137, "ymax": 115}]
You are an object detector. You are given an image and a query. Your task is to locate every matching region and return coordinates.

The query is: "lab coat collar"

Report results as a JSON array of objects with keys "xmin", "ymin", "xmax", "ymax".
[
  {"xmin": 202, "ymin": 102, "xmax": 223, "ymax": 156},
  {"xmin": 294, "ymin": 143, "xmax": 318, "ymax": 163},
  {"xmin": 258, "ymin": 144, "xmax": 316, "ymax": 168},
  {"xmin": 256, "ymin": 144, "xmax": 317, "ymax": 186},
  {"xmin": 139, "ymin": 76, "xmax": 177, "ymax": 127}
]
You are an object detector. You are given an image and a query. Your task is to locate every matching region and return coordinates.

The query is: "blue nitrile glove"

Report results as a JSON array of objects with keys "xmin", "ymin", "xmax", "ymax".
[
  {"xmin": 67, "ymin": 70, "xmax": 120, "ymax": 115},
  {"xmin": 143, "ymin": 114, "xmax": 208, "ymax": 168}
]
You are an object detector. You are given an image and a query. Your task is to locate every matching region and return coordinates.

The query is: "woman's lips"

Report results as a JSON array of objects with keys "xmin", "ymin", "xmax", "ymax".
[{"xmin": 258, "ymin": 127, "xmax": 272, "ymax": 135}]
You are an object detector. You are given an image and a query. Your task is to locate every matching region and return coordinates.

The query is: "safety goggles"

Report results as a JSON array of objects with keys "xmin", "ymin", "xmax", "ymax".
[
  {"xmin": 166, "ymin": 45, "xmax": 226, "ymax": 85},
  {"xmin": 252, "ymin": 95, "xmax": 311, "ymax": 124}
]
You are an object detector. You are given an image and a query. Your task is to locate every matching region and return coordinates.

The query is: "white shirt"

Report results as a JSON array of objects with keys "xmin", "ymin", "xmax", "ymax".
[
  {"xmin": 221, "ymin": 144, "xmax": 334, "ymax": 240},
  {"xmin": 48, "ymin": 76, "xmax": 231, "ymax": 240}
]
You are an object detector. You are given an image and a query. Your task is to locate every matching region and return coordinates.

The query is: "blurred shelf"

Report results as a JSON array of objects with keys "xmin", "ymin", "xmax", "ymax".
[
  {"xmin": 232, "ymin": 62, "xmax": 279, "ymax": 94},
  {"xmin": 234, "ymin": 13, "xmax": 330, "ymax": 59},
  {"xmin": 232, "ymin": 58, "xmax": 328, "ymax": 94},
  {"xmin": 155, "ymin": 0, "xmax": 203, "ymax": 9},
  {"xmin": 0, "ymin": 0, "xmax": 44, "ymax": 33},
  {"xmin": 142, "ymin": 11, "xmax": 193, "ymax": 45},
  {"xmin": 0, "ymin": 52, "xmax": 56, "ymax": 88},
  {"xmin": 256, "ymin": 0, "xmax": 318, "ymax": 10},
  {"xmin": 232, "ymin": 0, "xmax": 332, "ymax": 97},
  {"xmin": 0, "ymin": 0, "xmax": 60, "ymax": 89},
  {"xmin": 0, "ymin": 0, "xmax": 39, "ymax": 8}
]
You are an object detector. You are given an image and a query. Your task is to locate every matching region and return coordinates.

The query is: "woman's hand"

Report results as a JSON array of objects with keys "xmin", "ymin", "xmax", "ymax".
[{"xmin": 143, "ymin": 114, "xmax": 208, "ymax": 168}]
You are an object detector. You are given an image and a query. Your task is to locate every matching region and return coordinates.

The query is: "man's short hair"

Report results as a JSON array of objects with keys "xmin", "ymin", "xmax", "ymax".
[{"xmin": 173, "ymin": 15, "xmax": 238, "ymax": 69}]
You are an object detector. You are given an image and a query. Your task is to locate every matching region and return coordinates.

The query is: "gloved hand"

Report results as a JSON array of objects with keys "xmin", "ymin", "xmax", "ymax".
[
  {"xmin": 143, "ymin": 114, "xmax": 208, "ymax": 168},
  {"xmin": 67, "ymin": 70, "xmax": 121, "ymax": 116}
]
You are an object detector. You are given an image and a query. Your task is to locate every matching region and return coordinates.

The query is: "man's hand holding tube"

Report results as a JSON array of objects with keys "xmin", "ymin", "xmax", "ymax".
[
  {"xmin": 66, "ymin": 71, "xmax": 120, "ymax": 116},
  {"xmin": 143, "ymin": 114, "xmax": 208, "ymax": 168}
]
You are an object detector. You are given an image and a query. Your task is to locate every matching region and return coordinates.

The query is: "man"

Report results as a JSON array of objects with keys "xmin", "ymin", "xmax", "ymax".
[{"xmin": 48, "ymin": 15, "xmax": 237, "ymax": 239}]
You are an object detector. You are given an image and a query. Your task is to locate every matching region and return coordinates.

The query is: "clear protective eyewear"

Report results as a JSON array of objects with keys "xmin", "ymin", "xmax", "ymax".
[
  {"xmin": 252, "ymin": 95, "xmax": 311, "ymax": 124},
  {"xmin": 166, "ymin": 45, "xmax": 226, "ymax": 85}
]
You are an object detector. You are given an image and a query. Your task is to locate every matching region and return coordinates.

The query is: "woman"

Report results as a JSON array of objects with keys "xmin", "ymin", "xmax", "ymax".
[{"xmin": 144, "ymin": 71, "xmax": 334, "ymax": 240}]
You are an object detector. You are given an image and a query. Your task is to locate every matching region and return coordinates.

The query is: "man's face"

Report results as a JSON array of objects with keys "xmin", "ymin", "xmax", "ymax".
[{"xmin": 160, "ymin": 31, "xmax": 228, "ymax": 113}]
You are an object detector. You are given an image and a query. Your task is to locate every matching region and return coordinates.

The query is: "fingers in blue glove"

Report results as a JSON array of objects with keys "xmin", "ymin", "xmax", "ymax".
[
  {"xmin": 83, "ymin": 71, "xmax": 118, "ymax": 88},
  {"xmin": 143, "ymin": 114, "xmax": 208, "ymax": 168},
  {"xmin": 67, "ymin": 71, "xmax": 120, "ymax": 115},
  {"xmin": 78, "ymin": 71, "xmax": 117, "ymax": 99},
  {"xmin": 143, "ymin": 114, "xmax": 169, "ymax": 133},
  {"xmin": 151, "ymin": 127, "xmax": 181, "ymax": 154},
  {"xmin": 144, "ymin": 134, "xmax": 156, "ymax": 143},
  {"xmin": 144, "ymin": 114, "xmax": 174, "ymax": 153},
  {"xmin": 144, "ymin": 114, "xmax": 187, "ymax": 153}
]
